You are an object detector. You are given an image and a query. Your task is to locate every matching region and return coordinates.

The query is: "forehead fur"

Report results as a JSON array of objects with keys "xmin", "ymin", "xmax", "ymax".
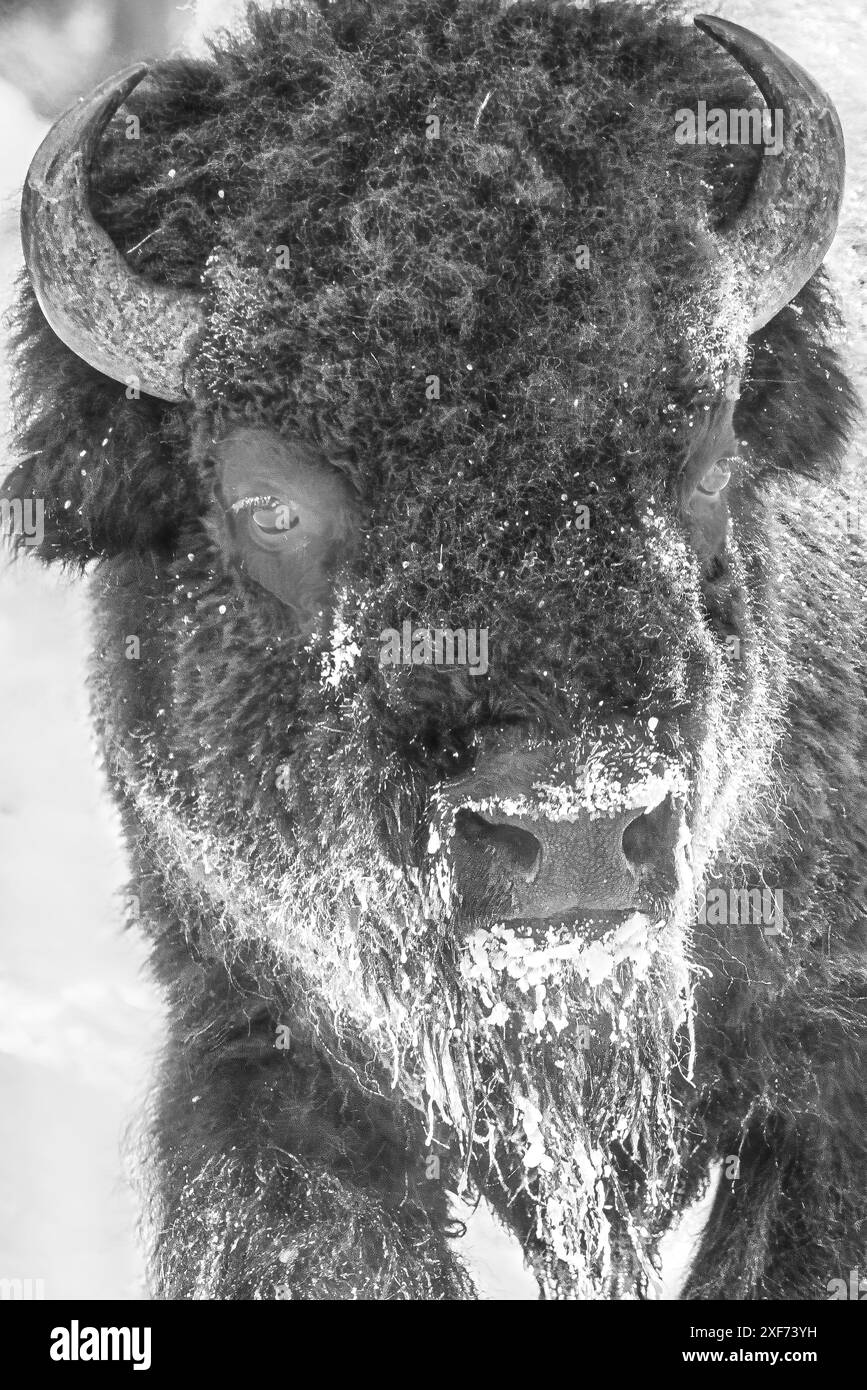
[{"xmin": 6, "ymin": 0, "xmax": 853, "ymax": 572}]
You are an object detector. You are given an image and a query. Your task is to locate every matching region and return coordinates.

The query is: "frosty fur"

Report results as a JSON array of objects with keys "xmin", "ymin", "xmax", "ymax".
[{"xmin": 4, "ymin": 0, "xmax": 865, "ymax": 1298}]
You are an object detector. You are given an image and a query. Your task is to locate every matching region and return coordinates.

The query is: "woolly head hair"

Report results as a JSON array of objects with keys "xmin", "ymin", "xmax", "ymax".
[{"xmin": 6, "ymin": 0, "xmax": 859, "ymax": 1297}]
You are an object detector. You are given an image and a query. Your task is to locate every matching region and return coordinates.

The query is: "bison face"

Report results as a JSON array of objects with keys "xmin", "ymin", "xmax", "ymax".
[{"xmin": 13, "ymin": 2, "xmax": 855, "ymax": 1295}]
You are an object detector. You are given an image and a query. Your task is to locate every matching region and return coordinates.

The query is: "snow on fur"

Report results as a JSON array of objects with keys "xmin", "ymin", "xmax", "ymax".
[{"xmin": 4, "ymin": 0, "xmax": 864, "ymax": 1299}]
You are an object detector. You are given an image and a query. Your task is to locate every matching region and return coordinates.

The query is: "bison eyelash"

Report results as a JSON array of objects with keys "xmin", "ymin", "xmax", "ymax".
[
  {"xmin": 229, "ymin": 495, "xmax": 282, "ymax": 514},
  {"xmin": 230, "ymin": 495, "xmax": 302, "ymax": 531}
]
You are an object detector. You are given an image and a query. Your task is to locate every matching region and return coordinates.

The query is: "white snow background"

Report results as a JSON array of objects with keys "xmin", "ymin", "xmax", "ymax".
[{"xmin": 0, "ymin": 0, "xmax": 863, "ymax": 1300}]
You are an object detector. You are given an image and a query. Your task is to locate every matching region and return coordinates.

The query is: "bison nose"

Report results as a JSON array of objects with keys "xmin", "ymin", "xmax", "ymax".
[
  {"xmin": 453, "ymin": 810, "xmax": 543, "ymax": 881},
  {"xmin": 441, "ymin": 729, "xmax": 687, "ymax": 923}
]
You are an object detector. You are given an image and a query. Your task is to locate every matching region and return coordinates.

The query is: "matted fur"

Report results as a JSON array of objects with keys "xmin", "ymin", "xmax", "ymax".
[{"xmin": 4, "ymin": 0, "xmax": 864, "ymax": 1299}]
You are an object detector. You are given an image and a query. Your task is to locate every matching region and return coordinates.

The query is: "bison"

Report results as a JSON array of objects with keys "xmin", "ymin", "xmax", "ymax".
[{"xmin": 5, "ymin": 0, "xmax": 865, "ymax": 1299}]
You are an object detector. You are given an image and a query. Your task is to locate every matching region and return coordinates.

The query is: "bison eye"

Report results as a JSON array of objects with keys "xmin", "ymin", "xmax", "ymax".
[
  {"xmin": 253, "ymin": 501, "xmax": 301, "ymax": 533},
  {"xmin": 212, "ymin": 428, "xmax": 358, "ymax": 617},
  {"xmin": 231, "ymin": 495, "xmax": 306, "ymax": 549},
  {"xmin": 696, "ymin": 458, "xmax": 735, "ymax": 496},
  {"xmin": 684, "ymin": 454, "xmax": 738, "ymax": 568}
]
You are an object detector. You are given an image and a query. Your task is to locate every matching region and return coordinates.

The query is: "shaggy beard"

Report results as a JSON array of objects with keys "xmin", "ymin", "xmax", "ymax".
[
  {"xmin": 404, "ymin": 908, "xmax": 695, "ymax": 1299},
  {"xmin": 128, "ymin": 757, "xmax": 696, "ymax": 1296}
]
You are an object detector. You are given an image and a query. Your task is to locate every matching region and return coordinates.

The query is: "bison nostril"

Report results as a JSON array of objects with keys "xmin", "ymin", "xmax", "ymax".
[
  {"xmin": 621, "ymin": 795, "xmax": 680, "ymax": 877},
  {"xmin": 453, "ymin": 810, "xmax": 542, "ymax": 879}
]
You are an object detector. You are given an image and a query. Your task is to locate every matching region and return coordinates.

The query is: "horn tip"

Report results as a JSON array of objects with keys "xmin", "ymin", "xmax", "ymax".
[
  {"xmin": 86, "ymin": 61, "xmax": 151, "ymax": 110},
  {"xmin": 24, "ymin": 61, "xmax": 153, "ymax": 196},
  {"xmin": 693, "ymin": 15, "xmax": 739, "ymax": 45}
]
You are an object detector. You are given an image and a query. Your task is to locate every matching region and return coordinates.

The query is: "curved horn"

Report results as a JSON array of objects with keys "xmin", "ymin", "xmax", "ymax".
[
  {"xmin": 21, "ymin": 65, "xmax": 205, "ymax": 402},
  {"xmin": 694, "ymin": 15, "xmax": 845, "ymax": 335}
]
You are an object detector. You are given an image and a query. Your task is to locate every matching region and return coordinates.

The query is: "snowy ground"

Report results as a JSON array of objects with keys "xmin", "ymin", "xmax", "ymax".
[{"xmin": 0, "ymin": 0, "xmax": 863, "ymax": 1301}]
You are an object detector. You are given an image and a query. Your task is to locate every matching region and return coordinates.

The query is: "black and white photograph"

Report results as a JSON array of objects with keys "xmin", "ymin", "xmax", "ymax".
[{"xmin": 0, "ymin": 0, "xmax": 865, "ymax": 1347}]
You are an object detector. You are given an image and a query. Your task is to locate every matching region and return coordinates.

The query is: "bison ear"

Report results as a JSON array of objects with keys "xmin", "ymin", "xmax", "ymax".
[{"xmin": 4, "ymin": 291, "xmax": 200, "ymax": 566}]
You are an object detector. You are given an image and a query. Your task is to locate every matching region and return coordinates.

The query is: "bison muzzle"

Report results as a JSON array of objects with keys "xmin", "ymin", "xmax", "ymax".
[{"xmin": 5, "ymin": 0, "xmax": 865, "ymax": 1300}]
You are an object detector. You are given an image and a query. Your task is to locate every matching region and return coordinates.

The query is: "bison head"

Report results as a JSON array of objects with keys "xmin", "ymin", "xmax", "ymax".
[{"xmin": 8, "ymin": 0, "xmax": 861, "ymax": 1299}]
